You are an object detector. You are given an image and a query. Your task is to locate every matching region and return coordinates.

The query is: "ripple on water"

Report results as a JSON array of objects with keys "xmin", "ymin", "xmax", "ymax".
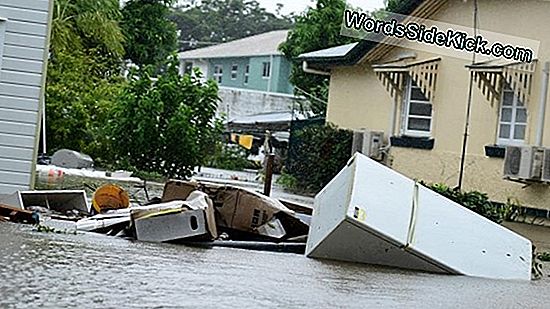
[{"xmin": 0, "ymin": 223, "xmax": 549, "ymax": 309}]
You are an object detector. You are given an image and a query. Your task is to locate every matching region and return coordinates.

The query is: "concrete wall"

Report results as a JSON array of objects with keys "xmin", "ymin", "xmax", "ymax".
[
  {"xmin": 217, "ymin": 86, "xmax": 296, "ymax": 120},
  {"xmin": 325, "ymin": 0, "xmax": 550, "ymax": 210},
  {"xmin": 0, "ymin": 0, "xmax": 52, "ymax": 195}
]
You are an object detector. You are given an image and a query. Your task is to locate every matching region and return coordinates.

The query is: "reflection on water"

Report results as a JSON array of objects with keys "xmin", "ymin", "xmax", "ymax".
[{"xmin": 1, "ymin": 223, "xmax": 549, "ymax": 309}]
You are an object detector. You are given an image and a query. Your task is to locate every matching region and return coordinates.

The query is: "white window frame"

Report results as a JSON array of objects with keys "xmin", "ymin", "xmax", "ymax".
[
  {"xmin": 231, "ymin": 64, "xmax": 238, "ymax": 80},
  {"xmin": 244, "ymin": 64, "xmax": 250, "ymax": 85},
  {"xmin": 497, "ymin": 84, "xmax": 527, "ymax": 146},
  {"xmin": 213, "ymin": 65, "xmax": 223, "ymax": 83},
  {"xmin": 401, "ymin": 77, "xmax": 433, "ymax": 137},
  {"xmin": 262, "ymin": 62, "xmax": 271, "ymax": 79}
]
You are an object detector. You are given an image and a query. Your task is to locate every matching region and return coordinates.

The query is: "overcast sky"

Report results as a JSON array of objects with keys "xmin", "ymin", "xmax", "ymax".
[{"xmin": 256, "ymin": 0, "xmax": 386, "ymax": 15}]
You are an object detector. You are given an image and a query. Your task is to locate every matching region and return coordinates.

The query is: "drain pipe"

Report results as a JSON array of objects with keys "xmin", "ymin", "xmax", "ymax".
[
  {"xmin": 535, "ymin": 62, "xmax": 550, "ymax": 147},
  {"xmin": 302, "ymin": 61, "xmax": 331, "ymax": 76}
]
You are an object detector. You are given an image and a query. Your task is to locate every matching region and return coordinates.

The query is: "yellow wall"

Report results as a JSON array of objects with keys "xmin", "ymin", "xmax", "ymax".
[{"xmin": 326, "ymin": 0, "xmax": 550, "ymax": 210}]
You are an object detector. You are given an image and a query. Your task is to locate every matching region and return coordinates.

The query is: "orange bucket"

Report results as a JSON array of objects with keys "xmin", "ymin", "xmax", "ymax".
[{"xmin": 92, "ymin": 184, "xmax": 130, "ymax": 213}]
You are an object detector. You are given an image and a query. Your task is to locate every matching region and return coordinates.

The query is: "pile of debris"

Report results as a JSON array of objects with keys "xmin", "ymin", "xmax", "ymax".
[{"xmin": 0, "ymin": 180, "xmax": 311, "ymax": 253}]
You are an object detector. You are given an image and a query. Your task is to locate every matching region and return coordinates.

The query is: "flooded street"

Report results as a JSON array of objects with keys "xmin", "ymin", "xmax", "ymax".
[{"xmin": 1, "ymin": 223, "xmax": 549, "ymax": 308}]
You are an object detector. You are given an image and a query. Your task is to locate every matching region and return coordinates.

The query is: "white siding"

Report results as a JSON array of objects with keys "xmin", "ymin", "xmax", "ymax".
[{"xmin": 0, "ymin": 0, "xmax": 51, "ymax": 195}]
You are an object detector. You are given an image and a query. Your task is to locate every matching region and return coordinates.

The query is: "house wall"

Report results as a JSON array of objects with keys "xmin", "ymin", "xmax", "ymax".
[
  {"xmin": 185, "ymin": 55, "xmax": 293, "ymax": 94},
  {"xmin": 217, "ymin": 86, "xmax": 296, "ymax": 120},
  {"xmin": 0, "ymin": 0, "xmax": 52, "ymax": 195},
  {"xmin": 326, "ymin": 0, "xmax": 550, "ymax": 210}
]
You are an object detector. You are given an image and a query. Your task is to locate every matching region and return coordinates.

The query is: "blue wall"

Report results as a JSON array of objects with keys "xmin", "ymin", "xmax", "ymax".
[{"xmin": 206, "ymin": 55, "xmax": 294, "ymax": 94}]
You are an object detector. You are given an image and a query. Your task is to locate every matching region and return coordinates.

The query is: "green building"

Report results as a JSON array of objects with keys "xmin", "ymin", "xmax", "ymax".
[{"xmin": 178, "ymin": 30, "xmax": 293, "ymax": 95}]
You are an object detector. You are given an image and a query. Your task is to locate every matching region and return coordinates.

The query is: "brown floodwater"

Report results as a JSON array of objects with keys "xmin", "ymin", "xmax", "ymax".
[{"xmin": 1, "ymin": 222, "xmax": 549, "ymax": 309}]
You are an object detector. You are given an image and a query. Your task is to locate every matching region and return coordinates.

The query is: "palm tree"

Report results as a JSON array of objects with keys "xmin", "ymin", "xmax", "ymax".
[{"xmin": 51, "ymin": 0, "xmax": 125, "ymax": 57}]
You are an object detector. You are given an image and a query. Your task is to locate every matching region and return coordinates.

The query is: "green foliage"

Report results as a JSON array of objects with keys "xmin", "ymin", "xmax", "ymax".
[
  {"xmin": 51, "ymin": 0, "xmax": 124, "ymax": 58},
  {"xmin": 279, "ymin": 0, "xmax": 357, "ymax": 116},
  {"xmin": 276, "ymin": 172, "xmax": 299, "ymax": 191},
  {"xmin": 205, "ymin": 143, "xmax": 258, "ymax": 171},
  {"xmin": 170, "ymin": 0, "xmax": 292, "ymax": 51},
  {"xmin": 285, "ymin": 123, "xmax": 352, "ymax": 193},
  {"xmin": 423, "ymin": 183, "xmax": 513, "ymax": 224},
  {"xmin": 46, "ymin": 50, "xmax": 124, "ymax": 164},
  {"xmin": 108, "ymin": 56, "xmax": 222, "ymax": 178},
  {"xmin": 47, "ymin": 0, "xmax": 125, "ymax": 162},
  {"xmin": 121, "ymin": 0, "xmax": 178, "ymax": 68},
  {"xmin": 538, "ymin": 252, "xmax": 550, "ymax": 262}
]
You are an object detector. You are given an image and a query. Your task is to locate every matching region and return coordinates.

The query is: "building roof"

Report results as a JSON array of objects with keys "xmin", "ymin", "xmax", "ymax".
[
  {"xmin": 228, "ymin": 111, "xmax": 306, "ymax": 125},
  {"xmin": 298, "ymin": 43, "xmax": 358, "ymax": 59},
  {"xmin": 178, "ymin": 30, "xmax": 290, "ymax": 60},
  {"xmin": 298, "ymin": 0, "xmax": 427, "ymax": 67}
]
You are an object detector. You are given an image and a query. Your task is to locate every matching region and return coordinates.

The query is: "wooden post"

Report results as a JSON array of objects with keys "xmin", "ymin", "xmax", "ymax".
[
  {"xmin": 0, "ymin": 203, "xmax": 39, "ymax": 224},
  {"xmin": 263, "ymin": 154, "xmax": 275, "ymax": 196}
]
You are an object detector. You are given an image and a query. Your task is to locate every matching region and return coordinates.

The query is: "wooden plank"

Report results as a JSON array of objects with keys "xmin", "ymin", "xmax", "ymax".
[
  {"xmin": 2, "ymin": 57, "xmax": 44, "ymax": 74},
  {"xmin": 0, "ymin": 83, "xmax": 41, "ymax": 99},
  {"xmin": 0, "ymin": 120, "xmax": 37, "ymax": 136},
  {"xmin": 4, "ymin": 44, "xmax": 45, "ymax": 61},
  {"xmin": 0, "ymin": 203, "xmax": 38, "ymax": 224},
  {"xmin": 6, "ymin": 20, "xmax": 47, "ymax": 36},
  {"xmin": 0, "ymin": 107, "xmax": 37, "ymax": 124},
  {"xmin": 0, "ymin": 170, "xmax": 31, "ymax": 186},
  {"xmin": 5, "ymin": 32, "xmax": 46, "ymax": 49},
  {"xmin": 0, "ymin": 0, "xmax": 50, "ymax": 12},
  {"xmin": 0, "ymin": 70, "xmax": 43, "ymax": 87},
  {"xmin": 0, "ymin": 157, "xmax": 32, "ymax": 173},
  {"xmin": 0, "ymin": 95, "xmax": 40, "ymax": 112},
  {"xmin": 0, "ymin": 6, "xmax": 48, "ymax": 24},
  {"xmin": 0, "ymin": 183, "xmax": 26, "ymax": 195},
  {"xmin": 0, "ymin": 145, "xmax": 33, "ymax": 160},
  {"xmin": 0, "ymin": 132, "xmax": 35, "ymax": 149}
]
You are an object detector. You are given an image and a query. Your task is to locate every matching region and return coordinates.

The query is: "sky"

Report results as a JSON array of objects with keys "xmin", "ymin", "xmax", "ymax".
[{"xmin": 256, "ymin": 0, "xmax": 386, "ymax": 15}]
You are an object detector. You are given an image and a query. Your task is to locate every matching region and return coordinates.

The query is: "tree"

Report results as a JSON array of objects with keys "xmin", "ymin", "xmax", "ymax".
[
  {"xmin": 51, "ymin": 0, "xmax": 124, "ymax": 59},
  {"xmin": 169, "ymin": 0, "xmax": 293, "ymax": 51},
  {"xmin": 108, "ymin": 55, "xmax": 222, "ymax": 178},
  {"xmin": 46, "ymin": 0, "xmax": 125, "ymax": 162},
  {"xmin": 279, "ymin": 0, "xmax": 357, "ymax": 116},
  {"xmin": 121, "ymin": 0, "xmax": 178, "ymax": 68}
]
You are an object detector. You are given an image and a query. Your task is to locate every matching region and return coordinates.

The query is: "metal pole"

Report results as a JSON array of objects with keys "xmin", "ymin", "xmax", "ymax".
[
  {"xmin": 535, "ymin": 62, "xmax": 550, "ymax": 146},
  {"xmin": 458, "ymin": 0, "xmax": 479, "ymax": 191}
]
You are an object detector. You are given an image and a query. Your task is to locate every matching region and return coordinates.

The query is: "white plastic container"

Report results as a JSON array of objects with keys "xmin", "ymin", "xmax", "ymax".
[{"xmin": 306, "ymin": 153, "xmax": 532, "ymax": 281}]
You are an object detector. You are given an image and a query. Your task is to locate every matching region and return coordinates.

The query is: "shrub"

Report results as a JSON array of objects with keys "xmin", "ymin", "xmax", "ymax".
[
  {"xmin": 205, "ymin": 144, "xmax": 259, "ymax": 171},
  {"xmin": 108, "ymin": 55, "xmax": 222, "ymax": 178},
  {"xmin": 422, "ymin": 182, "xmax": 513, "ymax": 224},
  {"xmin": 285, "ymin": 123, "xmax": 352, "ymax": 193}
]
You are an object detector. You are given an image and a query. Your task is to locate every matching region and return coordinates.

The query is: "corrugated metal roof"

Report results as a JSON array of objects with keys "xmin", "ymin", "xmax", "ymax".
[
  {"xmin": 178, "ymin": 30, "xmax": 290, "ymax": 59},
  {"xmin": 298, "ymin": 43, "xmax": 358, "ymax": 59}
]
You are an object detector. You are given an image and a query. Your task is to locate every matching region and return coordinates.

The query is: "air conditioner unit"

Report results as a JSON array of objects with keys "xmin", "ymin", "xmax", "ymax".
[
  {"xmin": 541, "ymin": 148, "xmax": 550, "ymax": 182},
  {"xmin": 351, "ymin": 130, "xmax": 384, "ymax": 160},
  {"xmin": 503, "ymin": 146, "xmax": 543, "ymax": 180}
]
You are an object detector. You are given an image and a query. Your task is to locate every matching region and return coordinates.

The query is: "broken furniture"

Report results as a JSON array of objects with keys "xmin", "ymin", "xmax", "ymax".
[{"xmin": 0, "ymin": 190, "xmax": 90, "ymax": 216}]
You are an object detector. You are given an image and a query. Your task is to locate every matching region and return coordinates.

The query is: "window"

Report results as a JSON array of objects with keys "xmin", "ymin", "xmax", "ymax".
[
  {"xmin": 213, "ymin": 65, "xmax": 223, "ymax": 83},
  {"xmin": 402, "ymin": 78, "xmax": 433, "ymax": 136},
  {"xmin": 262, "ymin": 61, "xmax": 271, "ymax": 78},
  {"xmin": 231, "ymin": 64, "xmax": 238, "ymax": 80},
  {"xmin": 183, "ymin": 62, "xmax": 193, "ymax": 75},
  {"xmin": 244, "ymin": 64, "xmax": 250, "ymax": 84},
  {"xmin": 498, "ymin": 84, "xmax": 527, "ymax": 145}
]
